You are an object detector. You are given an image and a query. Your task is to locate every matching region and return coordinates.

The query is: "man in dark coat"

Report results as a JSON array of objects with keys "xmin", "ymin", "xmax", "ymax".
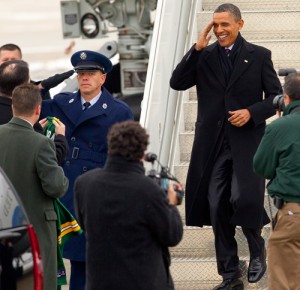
[
  {"xmin": 0, "ymin": 83, "xmax": 69, "ymax": 290},
  {"xmin": 170, "ymin": 3, "xmax": 282, "ymax": 290},
  {"xmin": 74, "ymin": 120, "xmax": 183, "ymax": 290},
  {"xmin": 40, "ymin": 50, "xmax": 134, "ymax": 290}
]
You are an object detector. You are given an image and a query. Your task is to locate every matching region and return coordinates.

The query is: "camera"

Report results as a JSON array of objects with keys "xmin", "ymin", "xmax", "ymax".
[
  {"xmin": 273, "ymin": 94, "xmax": 285, "ymax": 111},
  {"xmin": 273, "ymin": 67, "xmax": 298, "ymax": 112},
  {"xmin": 144, "ymin": 153, "xmax": 184, "ymax": 205}
]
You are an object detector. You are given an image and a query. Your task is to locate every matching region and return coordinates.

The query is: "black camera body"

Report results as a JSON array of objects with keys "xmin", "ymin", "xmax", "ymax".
[
  {"xmin": 273, "ymin": 67, "xmax": 298, "ymax": 112},
  {"xmin": 145, "ymin": 153, "xmax": 184, "ymax": 205},
  {"xmin": 273, "ymin": 94, "xmax": 285, "ymax": 112}
]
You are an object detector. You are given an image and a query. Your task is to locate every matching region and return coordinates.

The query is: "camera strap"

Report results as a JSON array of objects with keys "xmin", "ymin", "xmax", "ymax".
[{"xmin": 267, "ymin": 194, "xmax": 274, "ymax": 219}]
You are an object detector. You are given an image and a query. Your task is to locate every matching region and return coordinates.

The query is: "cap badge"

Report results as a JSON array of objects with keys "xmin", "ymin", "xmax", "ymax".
[
  {"xmin": 102, "ymin": 103, "xmax": 107, "ymax": 109},
  {"xmin": 80, "ymin": 52, "xmax": 87, "ymax": 60}
]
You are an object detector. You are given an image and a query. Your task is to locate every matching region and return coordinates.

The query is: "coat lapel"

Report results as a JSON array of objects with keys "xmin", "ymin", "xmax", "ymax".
[
  {"xmin": 227, "ymin": 42, "xmax": 254, "ymax": 90},
  {"xmin": 53, "ymin": 88, "xmax": 114, "ymax": 129},
  {"xmin": 204, "ymin": 44, "xmax": 226, "ymax": 89},
  {"xmin": 54, "ymin": 92, "xmax": 83, "ymax": 126},
  {"xmin": 76, "ymin": 88, "xmax": 113, "ymax": 126}
]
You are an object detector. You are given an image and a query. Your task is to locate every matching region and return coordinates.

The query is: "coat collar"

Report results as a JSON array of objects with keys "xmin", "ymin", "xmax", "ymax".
[
  {"xmin": 283, "ymin": 100, "xmax": 300, "ymax": 115},
  {"xmin": 104, "ymin": 155, "xmax": 145, "ymax": 175},
  {"xmin": 0, "ymin": 95, "xmax": 12, "ymax": 106},
  {"xmin": 9, "ymin": 117, "xmax": 34, "ymax": 130},
  {"xmin": 204, "ymin": 38, "xmax": 254, "ymax": 89},
  {"xmin": 53, "ymin": 87, "xmax": 114, "ymax": 126}
]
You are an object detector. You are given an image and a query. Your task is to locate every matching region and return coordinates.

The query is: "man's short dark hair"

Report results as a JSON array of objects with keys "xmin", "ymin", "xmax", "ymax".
[
  {"xmin": 283, "ymin": 72, "xmax": 300, "ymax": 101},
  {"xmin": 12, "ymin": 83, "xmax": 42, "ymax": 117},
  {"xmin": 0, "ymin": 43, "xmax": 22, "ymax": 57},
  {"xmin": 108, "ymin": 120, "xmax": 149, "ymax": 161},
  {"xmin": 214, "ymin": 3, "xmax": 242, "ymax": 21},
  {"xmin": 0, "ymin": 60, "xmax": 29, "ymax": 97}
]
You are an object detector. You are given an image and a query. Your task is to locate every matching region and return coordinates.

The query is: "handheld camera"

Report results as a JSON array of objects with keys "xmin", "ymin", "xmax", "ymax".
[{"xmin": 144, "ymin": 152, "xmax": 184, "ymax": 205}]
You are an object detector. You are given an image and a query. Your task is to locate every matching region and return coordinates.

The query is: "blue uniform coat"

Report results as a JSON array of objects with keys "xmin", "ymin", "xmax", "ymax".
[{"xmin": 41, "ymin": 87, "xmax": 134, "ymax": 260}]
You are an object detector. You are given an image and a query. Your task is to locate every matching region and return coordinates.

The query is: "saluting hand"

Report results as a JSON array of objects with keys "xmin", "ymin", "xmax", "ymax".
[{"xmin": 195, "ymin": 20, "xmax": 214, "ymax": 51}]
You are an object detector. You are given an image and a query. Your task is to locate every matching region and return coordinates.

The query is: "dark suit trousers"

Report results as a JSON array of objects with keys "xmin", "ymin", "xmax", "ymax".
[{"xmin": 207, "ymin": 140, "xmax": 265, "ymax": 279}]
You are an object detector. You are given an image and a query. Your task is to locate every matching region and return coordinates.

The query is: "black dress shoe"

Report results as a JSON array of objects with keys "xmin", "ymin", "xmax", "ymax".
[
  {"xmin": 212, "ymin": 278, "xmax": 244, "ymax": 290},
  {"xmin": 248, "ymin": 248, "xmax": 267, "ymax": 283}
]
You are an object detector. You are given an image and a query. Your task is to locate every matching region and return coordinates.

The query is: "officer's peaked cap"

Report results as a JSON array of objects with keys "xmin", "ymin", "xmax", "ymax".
[{"xmin": 71, "ymin": 50, "xmax": 112, "ymax": 74}]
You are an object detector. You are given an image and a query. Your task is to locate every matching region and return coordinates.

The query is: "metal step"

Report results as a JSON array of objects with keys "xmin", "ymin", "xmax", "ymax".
[
  {"xmin": 201, "ymin": 0, "xmax": 300, "ymax": 11},
  {"xmin": 253, "ymin": 40, "xmax": 300, "ymax": 70},
  {"xmin": 170, "ymin": 226, "xmax": 270, "ymax": 289},
  {"xmin": 178, "ymin": 131, "xmax": 195, "ymax": 162},
  {"xmin": 171, "ymin": 226, "xmax": 271, "ymax": 259},
  {"xmin": 171, "ymin": 257, "xmax": 268, "ymax": 290}
]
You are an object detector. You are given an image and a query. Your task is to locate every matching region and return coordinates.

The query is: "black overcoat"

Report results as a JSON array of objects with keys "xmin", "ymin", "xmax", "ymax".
[
  {"xmin": 74, "ymin": 156, "xmax": 183, "ymax": 290},
  {"xmin": 170, "ymin": 39, "xmax": 282, "ymax": 229}
]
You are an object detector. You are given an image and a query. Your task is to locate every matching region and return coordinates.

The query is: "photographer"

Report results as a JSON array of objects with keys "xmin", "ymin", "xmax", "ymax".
[
  {"xmin": 253, "ymin": 72, "xmax": 300, "ymax": 290},
  {"xmin": 74, "ymin": 120, "xmax": 183, "ymax": 290}
]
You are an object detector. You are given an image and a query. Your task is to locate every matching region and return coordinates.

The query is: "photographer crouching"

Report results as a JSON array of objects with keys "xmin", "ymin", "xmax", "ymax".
[
  {"xmin": 253, "ymin": 72, "xmax": 300, "ymax": 290},
  {"xmin": 74, "ymin": 120, "xmax": 183, "ymax": 290}
]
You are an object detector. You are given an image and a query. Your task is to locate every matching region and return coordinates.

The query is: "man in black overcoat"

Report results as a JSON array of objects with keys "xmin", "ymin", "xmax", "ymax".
[
  {"xmin": 170, "ymin": 3, "xmax": 282, "ymax": 290},
  {"xmin": 74, "ymin": 120, "xmax": 183, "ymax": 290}
]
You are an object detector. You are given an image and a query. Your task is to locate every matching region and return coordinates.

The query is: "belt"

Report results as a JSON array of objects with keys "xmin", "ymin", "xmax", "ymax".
[{"xmin": 71, "ymin": 147, "xmax": 106, "ymax": 163}]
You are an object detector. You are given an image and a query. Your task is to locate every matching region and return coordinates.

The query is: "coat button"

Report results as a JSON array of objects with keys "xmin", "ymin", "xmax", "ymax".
[
  {"xmin": 88, "ymin": 142, "xmax": 93, "ymax": 148},
  {"xmin": 217, "ymin": 120, "xmax": 222, "ymax": 126},
  {"xmin": 65, "ymin": 161, "xmax": 70, "ymax": 166},
  {"xmin": 82, "ymin": 166, "xmax": 87, "ymax": 172},
  {"xmin": 71, "ymin": 137, "xmax": 76, "ymax": 142}
]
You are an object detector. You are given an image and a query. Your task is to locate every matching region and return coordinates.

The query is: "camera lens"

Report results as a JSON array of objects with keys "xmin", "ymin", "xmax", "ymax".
[{"xmin": 273, "ymin": 94, "xmax": 285, "ymax": 111}]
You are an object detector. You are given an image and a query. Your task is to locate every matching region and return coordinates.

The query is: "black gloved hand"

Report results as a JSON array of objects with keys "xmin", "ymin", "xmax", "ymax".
[{"xmin": 40, "ymin": 70, "xmax": 74, "ymax": 90}]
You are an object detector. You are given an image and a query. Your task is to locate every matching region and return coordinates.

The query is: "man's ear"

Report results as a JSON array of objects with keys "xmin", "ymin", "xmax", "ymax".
[
  {"xmin": 238, "ymin": 19, "xmax": 244, "ymax": 30},
  {"xmin": 35, "ymin": 104, "xmax": 41, "ymax": 116},
  {"xmin": 284, "ymin": 94, "xmax": 291, "ymax": 106},
  {"xmin": 100, "ymin": 73, "xmax": 107, "ymax": 85}
]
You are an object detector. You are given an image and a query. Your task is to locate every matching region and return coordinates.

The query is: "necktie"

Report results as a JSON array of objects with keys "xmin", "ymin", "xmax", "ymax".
[
  {"xmin": 83, "ymin": 102, "xmax": 91, "ymax": 111},
  {"xmin": 225, "ymin": 48, "xmax": 231, "ymax": 56}
]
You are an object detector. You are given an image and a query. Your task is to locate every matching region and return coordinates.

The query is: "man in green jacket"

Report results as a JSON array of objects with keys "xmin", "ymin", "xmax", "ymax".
[
  {"xmin": 253, "ymin": 72, "xmax": 300, "ymax": 290},
  {"xmin": 0, "ymin": 83, "xmax": 69, "ymax": 290}
]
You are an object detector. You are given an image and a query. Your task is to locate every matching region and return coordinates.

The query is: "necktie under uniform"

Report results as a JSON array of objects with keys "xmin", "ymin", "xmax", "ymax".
[
  {"xmin": 83, "ymin": 102, "xmax": 91, "ymax": 111},
  {"xmin": 225, "ymin": 48, "xmax": 231, "ymax": 56}
]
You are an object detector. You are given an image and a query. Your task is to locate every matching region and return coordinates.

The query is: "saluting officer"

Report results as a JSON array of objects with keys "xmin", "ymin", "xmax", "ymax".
[{"xmin": 40, "ymin": 50, "xmax": 134, "ymax": 290}]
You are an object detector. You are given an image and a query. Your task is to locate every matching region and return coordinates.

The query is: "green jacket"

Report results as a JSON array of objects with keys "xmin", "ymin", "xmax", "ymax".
[
  {"xmin": 253, "ymin": 100, "xmax": 300, "ymax": 201},
  {"xmin": 0, "ymin": 117, "xmax": 69, "ymax": 290}
]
